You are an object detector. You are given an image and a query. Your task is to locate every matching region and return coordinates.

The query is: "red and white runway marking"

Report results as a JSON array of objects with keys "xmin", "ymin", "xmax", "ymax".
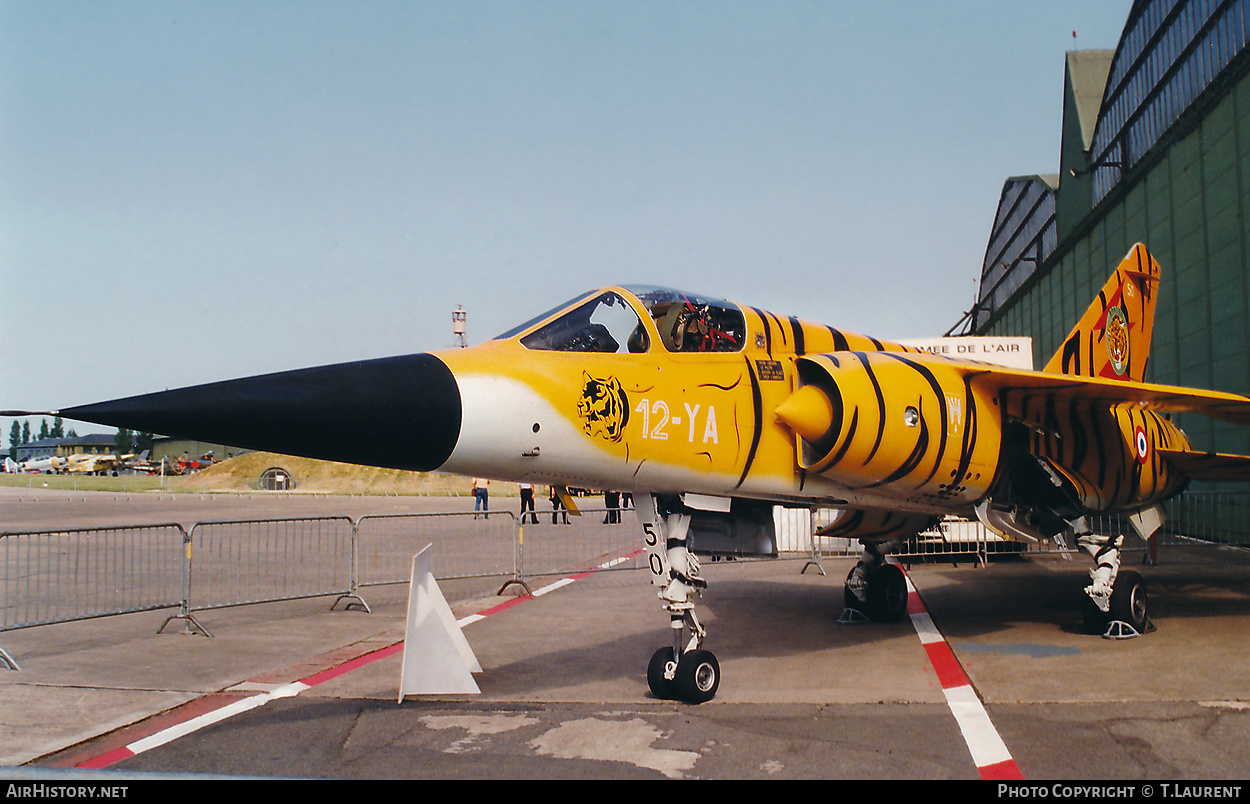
[{"xmin": 899, "ymin": 565, "xmax": 1024, "ymax": 780}]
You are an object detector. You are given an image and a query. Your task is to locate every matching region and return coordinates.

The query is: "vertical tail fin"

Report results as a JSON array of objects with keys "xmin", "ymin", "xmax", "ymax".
[{"xmin": 1043, "ymin": 242, "xmax": 1161, "ymax": 383}]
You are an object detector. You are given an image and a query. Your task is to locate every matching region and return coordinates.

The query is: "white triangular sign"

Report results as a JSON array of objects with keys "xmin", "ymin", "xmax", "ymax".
[{"xmin": 398, "ymin": 544, "xmax": 481, "ymax": 702}]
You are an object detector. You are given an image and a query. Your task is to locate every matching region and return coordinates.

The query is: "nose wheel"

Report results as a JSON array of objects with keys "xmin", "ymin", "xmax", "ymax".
[{"xmin": 648, "ymin": 646, "xmax": 720, "ymax": 704}]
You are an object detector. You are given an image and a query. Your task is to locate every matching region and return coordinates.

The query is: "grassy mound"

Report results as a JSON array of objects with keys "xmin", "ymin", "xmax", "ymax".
[{"xmin": 177, "ymin": 452, "xmax": 467, "ymax": 495}]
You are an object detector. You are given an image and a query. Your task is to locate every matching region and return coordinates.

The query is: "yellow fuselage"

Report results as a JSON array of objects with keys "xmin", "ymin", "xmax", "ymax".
[{"xmin": 432, "ymin": 291, "xmax": 982, "ymax": 515}]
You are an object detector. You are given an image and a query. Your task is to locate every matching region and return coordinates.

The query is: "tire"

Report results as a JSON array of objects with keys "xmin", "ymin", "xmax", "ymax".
[
  {"xmin": 1080, "ymin": 594, "xmax": 1109, "ymax": 635},
  {"xmin": 674, "ymin": 649, "xmax": 720, "ymax": 704},
  {"xmin": 1109, "ymin": 569, "xmax": 1149, "ymax": 633},
  {"xmin": 868, "ymin": 563, "xmax": 908, "ymax": 623},
  {"xmin": 647, "ymin": 647, "xmax": 676, "ymax": 700}
]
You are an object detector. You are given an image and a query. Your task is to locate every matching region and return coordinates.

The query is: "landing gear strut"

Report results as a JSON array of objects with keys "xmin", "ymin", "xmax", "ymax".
[
  {"xmin": 842, "ymin": 539, "xmax": 908, "ymax": 623},
  {"xmin": 1074, "ymin": 518, "xmax": 1151, "ymax": 637},
  {"xmin": 639, "ymin": 495, "xmax": 720, "ymax": 704}
]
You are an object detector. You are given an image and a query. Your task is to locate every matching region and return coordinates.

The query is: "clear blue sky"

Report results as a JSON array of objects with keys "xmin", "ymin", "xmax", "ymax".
[{"xmin": 2, "ymin": 1, "xmax": 1132, "ymax": 439}]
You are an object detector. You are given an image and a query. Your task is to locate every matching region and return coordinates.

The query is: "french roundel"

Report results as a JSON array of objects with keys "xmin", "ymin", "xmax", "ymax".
[{"xmin": 1134, "ymin": 426, "xmax": 1149, "ymax": 464}]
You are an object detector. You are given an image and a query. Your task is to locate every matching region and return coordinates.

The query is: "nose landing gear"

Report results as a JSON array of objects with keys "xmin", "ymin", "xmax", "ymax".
[{"xmin": 639, "ymin": 494, "xmax": 721, "ymax": 704}]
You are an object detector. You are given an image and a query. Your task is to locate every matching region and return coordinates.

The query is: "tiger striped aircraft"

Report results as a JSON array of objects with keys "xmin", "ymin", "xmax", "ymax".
[{"xmin": 16, "ymin": 243, "xmax": 1250, "ymax": 704}]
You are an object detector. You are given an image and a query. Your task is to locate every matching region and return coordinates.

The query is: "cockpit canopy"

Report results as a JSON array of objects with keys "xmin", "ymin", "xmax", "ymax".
[{"xmin": 496, "ymin": 287, "xmax": 746, "ymax": 354}]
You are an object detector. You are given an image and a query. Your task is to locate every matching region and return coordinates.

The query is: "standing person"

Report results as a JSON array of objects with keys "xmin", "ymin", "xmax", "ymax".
[
  {"xmin": 604, "ymin": 490, "xmax": 621, "ymax": 524},
  {"xmin": 519, "ymin": 481, "xmax": 538, "ymax": 524},
  {"xmin": 472, "ymin": 477, "xmax": 490, "ymax": 519},
  {"xmin": 549, "ymin": 485, "xmax": 569, "ymax": 524}
]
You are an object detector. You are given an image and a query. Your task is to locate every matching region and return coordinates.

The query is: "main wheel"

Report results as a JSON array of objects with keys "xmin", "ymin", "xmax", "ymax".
[
  {"xmin": 647, "ymin": 647, "xmax": 677, "ymax": 700},
  {"xmin": 674, "ymin": 649, "xmax": 720, "ymax": 704},
  {"xmin": 868, "ymin": 563, "xmax": 908, "ymax": 623},
  {"xmin": 1109, "ymin": 569, "xmax": 1149, "ymax": 633}
]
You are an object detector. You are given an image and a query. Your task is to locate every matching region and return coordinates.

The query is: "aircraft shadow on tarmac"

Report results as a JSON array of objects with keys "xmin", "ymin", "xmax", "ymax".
[
  {"xmin": 890, "ymin": 545, "xmax": 1250, "ymax": 640},
  {"xmin": 464, "ymin": 560, "xmax": 923, "ymax": 701}
]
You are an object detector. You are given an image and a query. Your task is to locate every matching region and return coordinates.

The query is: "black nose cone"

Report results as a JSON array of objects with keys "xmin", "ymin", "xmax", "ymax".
[{"xmin": 60, "ymin": 353, "xmax": 461, "ymax": 472}]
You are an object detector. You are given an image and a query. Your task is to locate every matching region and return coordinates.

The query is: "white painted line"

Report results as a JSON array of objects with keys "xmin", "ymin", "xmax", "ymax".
[
  {"xmin": 909, "ymin": 610, "xmax": 945, "ymax": 644},
  {"xmin": 533, "ymin": 578, "xmax": 576, "ymax": 596},
  {"xmin": 942, "ymin": 684, "xmax": 1015, "ymax": 767},
  {"xmin": 898, "ymin": 563, "xmax": 1024, "ymax": 780}
]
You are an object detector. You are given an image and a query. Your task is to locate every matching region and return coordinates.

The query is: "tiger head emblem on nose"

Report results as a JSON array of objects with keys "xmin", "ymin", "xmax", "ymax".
[{"xmin": 577, "ymin": 373, "xmax": 629, "ymax": 443}]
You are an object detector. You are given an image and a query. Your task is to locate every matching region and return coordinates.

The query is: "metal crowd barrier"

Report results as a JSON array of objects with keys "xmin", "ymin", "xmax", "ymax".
[
  {"xmin": 513, "ymin": 506, "xmax": 645, "ymax": 585},
  {"xmin": 1164, "ymin": 491, "xmax": 1250, "ymax": 545},
  {"xmin": 776, "ymin": 508, "xmax": 1004, "ymax": 566},
  {"xmin": 165, "ymin": 516, "xmax": 361, "ymax": 635},
  {"xmin": 0, "ymin": 523, "xmax": 187, "ymax": 668},
  {"xmin": 355, "ymin": 511, "xmax": 518, "ymax": 590},
  {"xmin": 0, "ymin": 505, "xmax": 648, "ymax": 665},
  {"xmin": 0, "ymin": 524, "xmax": 185, "ymax": 630}
]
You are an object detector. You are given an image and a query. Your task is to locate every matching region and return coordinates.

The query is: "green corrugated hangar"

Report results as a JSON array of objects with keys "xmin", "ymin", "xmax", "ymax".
[{"xmin": 969, "ymin": 0, "xmax": 1250, "ymax": 465}]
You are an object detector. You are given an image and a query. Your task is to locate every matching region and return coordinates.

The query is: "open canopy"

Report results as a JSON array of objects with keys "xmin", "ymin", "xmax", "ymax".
[{"xmin": 496, "ymin": 286, "xmax": 747, "ymax": 354}]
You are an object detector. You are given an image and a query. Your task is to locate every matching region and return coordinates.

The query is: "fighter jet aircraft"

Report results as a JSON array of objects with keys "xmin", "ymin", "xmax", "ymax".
[{"xmin": 10, "ymin": 243, "xmax": 1250, "ymax": 704}]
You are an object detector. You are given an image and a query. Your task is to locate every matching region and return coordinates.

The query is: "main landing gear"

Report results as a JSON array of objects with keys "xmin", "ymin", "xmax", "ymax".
[
  {"xmin": 1074, "ymin": 518, "xmax": 1151, "ymax": 637},
  {"xmin": 638, "ymin": 495, "xmax": 720, "ymax": 704},
  {"xmin": 839, "ymin": 524, "xmax": 1154, "ymax": 639},
  {"xmin": 841, "ymin": 539, "xmax": 909, "ymax": 624}
]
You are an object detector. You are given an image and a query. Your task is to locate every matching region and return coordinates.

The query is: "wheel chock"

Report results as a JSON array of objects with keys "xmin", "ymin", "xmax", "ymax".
[
  {"xmin": 1103, "ymin": 620, "xmax": 1139, "ymax": 639},
  {"xmin": 1102, "ymin": 619, "xmax": 1154, "ymax": 639},
  {"xmin": 837, "ymin": 607, "xmax": 871, "ymax": 625}
]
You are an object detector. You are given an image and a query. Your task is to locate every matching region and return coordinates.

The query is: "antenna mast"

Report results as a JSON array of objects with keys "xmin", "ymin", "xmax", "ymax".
[{"xmin": 452, "ymin": 306, "xmax": 467, "ymax": 348}]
